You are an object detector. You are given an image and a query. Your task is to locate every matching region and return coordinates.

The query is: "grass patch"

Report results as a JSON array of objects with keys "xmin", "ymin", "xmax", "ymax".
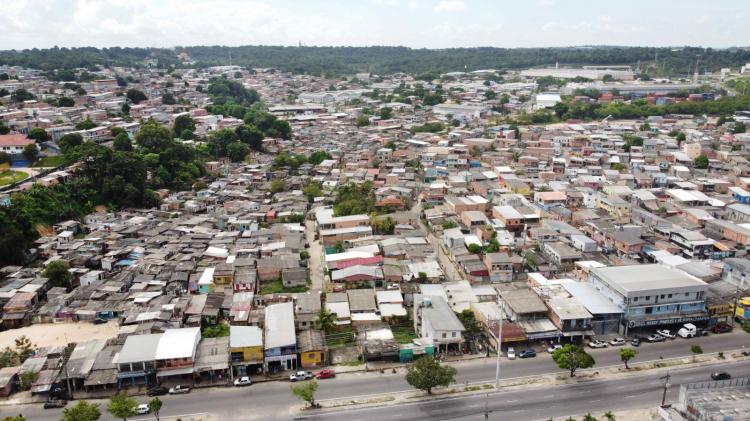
[
  {"xmin": 326, "ymin": 325, "xmax": 357, "ymax": 349},
  {"xmin": 482, "ymin": 384, "xmax": 494, "ymax": 389},
  {"xmin": 31, "ymin": 155, "xmax": 63, "ymax": 168},
  {"xmin": 259, "ymin": 278, "xmax": 309, "ymax": 295},
  {"xmin": 392, "ymin": 325, "xmax": 417, "ymax": 344},
  {"xmin": 0, "ymin": 170, "xmax": 28, "ymax": 186}
]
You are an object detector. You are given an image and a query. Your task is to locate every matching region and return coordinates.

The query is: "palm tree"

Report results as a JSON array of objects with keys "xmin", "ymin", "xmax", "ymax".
[
  {"xmin": 604, "ymin": 411, "xmax": 616, "ymax": 421},
  {"xmin": 314, "ymin": 306, "xmax": 336, "ymax": 333}
]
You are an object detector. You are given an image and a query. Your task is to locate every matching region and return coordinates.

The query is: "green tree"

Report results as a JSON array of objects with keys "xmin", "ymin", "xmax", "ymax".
[
  {"xmin": 308, "ymin": 150, "xmax": 332, "ymax": 165},
  {"xmin": 43, "ymin": 260, "xmax": 73, "ymax": 288},
  {"xmin": 18, "ymin": 370, "xmax": 38, "ymax": 390},
  {"xmin": 107, "ymin": 391, "xmax": 137, "ymax": 421},
  {"xmin": 314, "ymin": 306, "xmax": 337, "ymax": 333},
  {"xmin": 603, "ymin": 411, "xmax": 616, "ymax": 421},
  {"xmin": 675, "ymin": 132, "xmax": 686, "ymax": 144},
  {"xmin": 161, "ymin": 92, "xmax": 176, "ymax": 105},
  {"xmin": 57, "ymin": 97, "xmax": 75, "ymax": 107},
  {"xmin": 235, "ymin": 124, "xmax": 264, "ymax": 151},
  {"xmin": 551, "ymin": 344, "xmax": 595, "ymax": 377},
  {"xmin": 442, "ymin": 221, "xmax": 458, "ymax": 229},
  {"xmin": 75, "ymin": 118, "xmax": 96, "ymax": 130},
  {"xmin": 27, "ymin": 128, "xmax": 49, "ymax": 143},
  {"xmin": 691, "ymin": 344, "xmax": 703, "ymax": 361},
  {"xmin": 202, "ymin": 323, "xmax": 230, "ymax": 338},
  {"xmin": 269, "ymin": 178, "xmax": 287, "ymax": 193},
  {"xmin": 385, "ymin": 140, "xmax": 397, "ymax": 150},
  {"xmin": 126, "ymin": 89, "xmax": 147, "ymax": 104},
  {"xmin": 356, "ymin": 115, "xmax": 370, "ymax": 127},
  {"xmin": 582, "ymin": 414, "xmax": 599, "ymax": 421},
  {"xmin": 693, "ymin": 154, "xmax": 709, "ymax": 169},
  {"xmin": 639, "ymin": 123, "xmax": 651, "ymax": 132},
  {"xmin": 291, "ymin": 379, "xmax": 319, "ymax": 408},
  {"xmin": 456, "ymin": 309, "xmax": 481, "ymax": 339},
  {"xmin": 149, "ymin": 397, "xmax": 163, "ymax": 421},
  {"xmin": 0, "ymin": 347, "xmax": 18, "ymax": 369},
  {"xmin": 113, "ymin": 133, "xmax": 133, "ymax": 152},
  {"xmin": 207, "ymin": 128, "xmax": 239, "ymax": 158},
  {"xmin": 11, "ymin": 88, "xmax": 34, "ymax": 102},
  {"xmin": 467, "ymin": 243, "xmax": 482, "ymax": 254},
  {"xmin": 57, "ymin": 133, "xmax": 83, "ymax": 152},
  {"xmin": 303, "ymin": 181, "xmax": 323, "ymax": 202},
  {"xmin": 121, "ymin": 103, "xmax": 130, "ymax": 115},
  {"xmin": 405, "ymin": 356, "xmax": 457, "ymax": 394},
  {"xmin": 173, "ymin": 114, "xmax": 196, "ymax": 138},
  {"xmin": 0, "ymin": 124, "xmax": 9, "ymax": 135},
  {"xmin": 619, "ymin": 347, "xmax": 637, "ymax": 369},
  {"xmin": 379, "ymin": 107, "xmax": 393, "ymax": 119},
  {"xmin": 22, "ymin": 144, "xmax": 38, "ymax": 163},
  {"xmin": 0, "ymin": 152, "xmax": 11, "ymax": 166},
  {"xmin": 1, "ymin": 416, "xmax": 26, "ymax": 421},
  {"xmin": 61, "ymin": 400, "xmax": 101, "ymax": 421},
  {"xmin": 135, "ymin": 120, "xmax": 172, "ymax": 152},
  {"xmin": 733, "ymin": 122, "xmax": 747, "ymax": 134},
  {"xmin": 227, "ymin": 142, "xmax": 250, "ymax": 162}
]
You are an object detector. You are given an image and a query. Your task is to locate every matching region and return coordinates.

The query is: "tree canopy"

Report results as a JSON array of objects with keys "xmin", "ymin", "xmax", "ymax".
[
  {"xmin": 108, "ymin": 392, "xmax": 137, "ymax": 421},
  {"xmin": 552, "ymin": 344, "xmax": 595, "ymax": 377},
  {"xmin": 62, "ymin": 400, "xmax": 101, "ymax": 421},
  {"xmin": 405, "ymin": 356, "xmax": 456, "ymax": 394}
]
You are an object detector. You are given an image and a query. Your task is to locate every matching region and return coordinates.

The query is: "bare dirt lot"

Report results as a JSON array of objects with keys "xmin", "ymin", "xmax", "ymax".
[{"xmin": 0, "ymin": 321, "xmax": 118, "ymax": 349}]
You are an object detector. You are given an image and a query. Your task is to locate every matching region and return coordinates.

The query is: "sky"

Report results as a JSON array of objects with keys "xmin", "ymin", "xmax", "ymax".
[{"xmin": 1, "ymin": 0, "xmax": 748, "ymax": 50}]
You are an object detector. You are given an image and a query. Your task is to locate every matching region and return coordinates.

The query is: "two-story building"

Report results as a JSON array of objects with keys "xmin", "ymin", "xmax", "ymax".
[
  {"xmin": 230, "ymin": 326, "xmax": 264, "ymax": 376},
  {"xmin": 588, "ymin": 264, "xmax": 709, "ymax": 336},
  {"xmin": 264, "ymin": 302, "xmax": 298, "ymax": 373},
  {"xmin": 413, "ymin": 295, "xmax": 465, "ymax": 353}
]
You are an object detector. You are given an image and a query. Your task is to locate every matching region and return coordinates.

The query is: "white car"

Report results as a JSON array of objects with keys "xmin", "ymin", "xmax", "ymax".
[
  {"xmin": 547, "ymin": 344, "xmax": 563, "ymax": 353},
  {"xmin": 506, "ymin": 347, "xmax": 516, "ymax": 360},
  {"xmin": 234, "ymin": 376, "xmax": 252, "ymax": 387},
  {"xmin": 136, "ymin": 404, "xmax": 150, "ymax": 415},
  {"xmin": 656, "ymin": 329, "xmax": 675, "ymax": 339},
  {"xmin": 609, "ymin": 338, "xmax": 626, "ymax": 346},
  {"xmin": 289, "ymin": 371, "xmax": 313, "ymax": 382},
  {"xmin": 588, "ymin": 340, "xmax": 608, "ymax": 349}
]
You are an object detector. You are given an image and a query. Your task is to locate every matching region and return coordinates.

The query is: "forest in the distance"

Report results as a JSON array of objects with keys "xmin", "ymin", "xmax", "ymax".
[{"xmin": 1, "ymin": 45, "xmax": 749, "ymax": 77}]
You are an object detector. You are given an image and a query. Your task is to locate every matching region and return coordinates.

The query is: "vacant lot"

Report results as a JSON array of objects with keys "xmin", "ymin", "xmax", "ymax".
[{"xmin": 0, "ymin": 321, "xmax": 119, "ymax": 349}]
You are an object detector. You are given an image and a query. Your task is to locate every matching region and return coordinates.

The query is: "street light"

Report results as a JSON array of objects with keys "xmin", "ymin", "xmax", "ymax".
[{"xmin": 660, "ymin": 371, "xmax": 671, "ymax": 407}]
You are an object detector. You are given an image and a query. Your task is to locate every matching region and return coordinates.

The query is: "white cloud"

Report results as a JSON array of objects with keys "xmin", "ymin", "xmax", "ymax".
[{"xmin": 434, "ymin": 0, "xmax": 465, "ymax": 12}]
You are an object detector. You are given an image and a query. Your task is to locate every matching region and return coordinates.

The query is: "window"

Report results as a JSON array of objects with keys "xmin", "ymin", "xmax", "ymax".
[
  {"xmin": 668, "ymin": 294, "xmax": 673, "ymax": 298},
  {"xmin": 645, "ymin": 296, "xmax": 651, "ymax": 300},
  {"xmin": 452, "ymin": 332, "xmax": 457, "ymax": 338},
  {"xmin": 660, "ymin": 295, "xmax": 665, "ymax": 299},
  {"xmin": 634, "ymin": 297, "xmax": 638, "ymax": 302},
  {"xmin": 442, "ymin": 333, "xmax": 447, "ymax": 339},
  {"xmin": 685, "ymin": 293, "xmax": 690, "ymax": 297}
]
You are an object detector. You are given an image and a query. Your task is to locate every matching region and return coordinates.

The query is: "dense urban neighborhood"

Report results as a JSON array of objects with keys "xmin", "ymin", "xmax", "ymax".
[{"xmin": 0, "ymin": 44, "xmax": 750, "ymax": 421}]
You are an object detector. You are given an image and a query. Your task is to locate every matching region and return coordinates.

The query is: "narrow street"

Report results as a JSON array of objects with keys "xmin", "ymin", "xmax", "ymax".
[{"xmin": 305, "ymin": 219, "xmax": 326, "ymax": 291}]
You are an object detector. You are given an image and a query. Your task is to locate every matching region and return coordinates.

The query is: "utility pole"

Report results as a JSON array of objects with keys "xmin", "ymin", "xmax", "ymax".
[
  {"xmin": 495, "ymin": 317, "xmax": 502, "ymax": 389},
  {"xmin": 363, "ymin": 328, "xmax": 368, "ymax": 371},
  {"xmin": 730, "ymin": 273, "xmax": 745, "ymax": 327},
  {"xmin": 484, "ymin": 392, "xmax": 490, "ymax": 420},
  {"xmin": 660, "ymin": 371, "xmax": 671, "ymax": 407}
]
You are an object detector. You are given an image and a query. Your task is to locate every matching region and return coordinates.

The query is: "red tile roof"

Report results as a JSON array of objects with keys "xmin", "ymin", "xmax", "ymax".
[{"xmin": 0, "ymin": 134, "xmax": 33, "ymax": 147}]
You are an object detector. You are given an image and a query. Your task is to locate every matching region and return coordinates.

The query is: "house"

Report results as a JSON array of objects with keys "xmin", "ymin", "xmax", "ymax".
[
  {"xmin": 264, "ymin": 302, "xmax": 298, "ymax": 372},
  {"xmin": 484, "ymin": 252, "xmax": 523, "ymax": 283},
  {"xmin": 296, "ymin": 329, "xmax": 327, "ymax": 368},
  {"xmin": 230, "ymin": 326, "xmax": 264, "ymax": 376},
  {"xmin": 413, "ymin": 295, "xmax": 465, "ymax": 353},
  {"xmin": 0, "ymin": 134, "xmax": 34, "ymax": 155},
  {"xmin": 541, "ymin": 242, "xmax": 582, "ymax": 270},
  {"xmin": 282, "ymin": 267, "xmax": 308, "ymax": 288}
]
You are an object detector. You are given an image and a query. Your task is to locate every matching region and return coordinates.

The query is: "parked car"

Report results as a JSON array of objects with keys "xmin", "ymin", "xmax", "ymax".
[
  {"xmin": 506, "ymin": 347, "xmax": 516, "ymax": 360},
  {"xmin": 147, "ymin": 386, "xmax": 168, "ymax": 396},
  {"xmin": 92, "ymin": 317, "xmax": 108, "ymax": 325},
  {"xmin": 711, "ymin": 323, "xmax": 733, "ymax": 334},
  {"xmin": 588, "ymin": 340, "xmax": 608, "ymax": 349},
  {"xmin": 315, "ymin": 369, "xmax": 336, "ymax": 379},
  {"xmin": 518, "ymin": 349, "xmax": 536, "ymax": 359},
  {"xmin": 547, "ymin": 344, "xmax": 563, "ymax": 353},
  {"xmin": 136, "ymin": 404, "xmax": 150, "ymax": 415},
  {"xmin": 289, "ymin": 371, "xmax": 314, "ymax": 382},
  {"xmin": 234, "ymin": 376, "xmax": 252, "ymax": 387},
  {"xmin": 711, "ymin": 371, "xmax": 731, "ymax": 381},
  {"xmin": 656, "ymin": 329, "xmax": 675, "ymax": 339},
  {"xmin": 631, "ymin": 337, "xmax": 642, "ymax": 347},
  {"xmin": 169, "ymin": 385, "xmax": 191, "ymax": 394},
  {"xmin": 609, "ymin": 338, "xmax": 626, "ymax": 346},
  {"xmin": 647, "ymin": 334, "xmax": 666, "ymax": 343},
  {"xmin": 43, "ymin": 400, "xmax": 67, "ymax": 409}
]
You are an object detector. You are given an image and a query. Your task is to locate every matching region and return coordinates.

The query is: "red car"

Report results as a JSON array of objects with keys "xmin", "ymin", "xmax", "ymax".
[{"xmin": 315, "ymin": 369, "xmax": 336, "ymax": 379}]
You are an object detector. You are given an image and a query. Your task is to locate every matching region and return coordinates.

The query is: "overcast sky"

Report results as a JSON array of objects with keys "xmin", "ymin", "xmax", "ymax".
[{"xmin": 1, "ymin": 0, "xmax": 748, "ymax": 50}]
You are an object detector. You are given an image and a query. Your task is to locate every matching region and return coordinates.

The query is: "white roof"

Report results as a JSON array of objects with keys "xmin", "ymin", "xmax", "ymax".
[
  {"xmin": 204, "ymin": 246, "xmax": 229, "ymax": 258},
  {"xmin": 230, "ymin": 326, "xmax": 263, "ymax": 348},
  {"xmin": 264, "ymin": 302, "xmax": 296, "ymax": 349},
  {"xmin": 378, "ymin": 303, "xmax": 407, "ymax": 317},
  {"xmin": 326, "ymin": 301, "xmax": 351, "ymax": 321},
  {"xmin": 155, "ymin": 328, "xmax": 201, "ymax": 360},
  {"xmin": 198, "ymin": 267, "xmax": 215, "ymax": 285},
  {"xmin": 376, "ymin": 290, "xmax": 404, "ymax": 305}
]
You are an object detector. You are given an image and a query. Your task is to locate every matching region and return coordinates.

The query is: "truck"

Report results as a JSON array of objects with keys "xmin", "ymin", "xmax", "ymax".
[{"xmin": 678, "ymin": 323, "xmax": 697, "ymax": 338}]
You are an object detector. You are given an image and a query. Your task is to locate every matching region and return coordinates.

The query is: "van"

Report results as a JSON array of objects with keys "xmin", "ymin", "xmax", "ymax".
[{"xmin": 678, "ymin": 323, "xmax": 697, "ymax": 338}]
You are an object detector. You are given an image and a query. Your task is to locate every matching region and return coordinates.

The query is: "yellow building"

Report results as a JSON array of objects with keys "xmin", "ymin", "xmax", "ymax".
[
  {"xmin": 297, "ymin": 329, "xmax": 326, "ymax": 368},
  {"xmin": 213, "ymin": 263, "xmax": 234, "ymax": 286},
  {"xmin": 230, "ymin": 326, "xmax": 264, "ymax": 376}
]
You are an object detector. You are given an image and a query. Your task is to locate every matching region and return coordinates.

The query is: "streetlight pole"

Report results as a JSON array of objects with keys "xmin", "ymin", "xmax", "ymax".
[
  {"xmin": 660, "ymin": 371, "xmax": 671, "ymax": 407},
  {"xmin": 495, "ymin": 317, "xmax": 502, "ymax": 389}
]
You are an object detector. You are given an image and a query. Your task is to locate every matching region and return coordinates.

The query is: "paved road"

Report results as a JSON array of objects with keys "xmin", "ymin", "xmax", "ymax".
[
  {"xmin": 7, "ymin": 331, "xmax": 748, "ymax": 421},
  {"xmin": 309, "ymin": 360, "xmax": 750, "ymax": 421}
]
